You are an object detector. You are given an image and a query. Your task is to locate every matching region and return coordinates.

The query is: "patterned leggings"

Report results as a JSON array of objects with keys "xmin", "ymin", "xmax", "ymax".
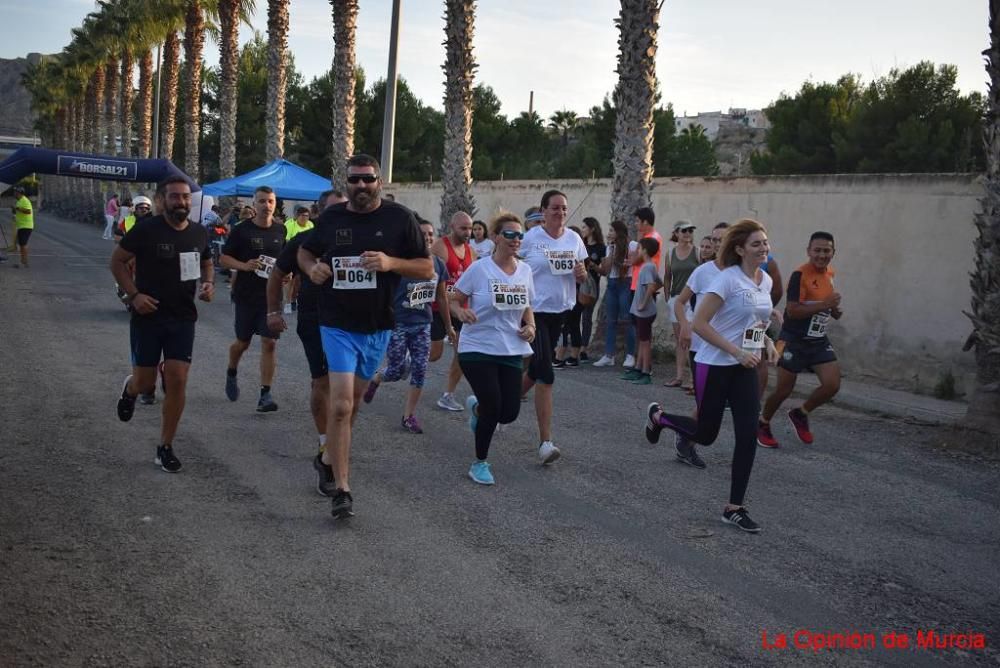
[{"xmin": 383, "ymin": 323, "xmax": 431, "ymax": 388}]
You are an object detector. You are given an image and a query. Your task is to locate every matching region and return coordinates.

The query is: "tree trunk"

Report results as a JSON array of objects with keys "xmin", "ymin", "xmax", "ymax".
[
  {"xmin": 183, "ymin": 0, "xmax": 205, "ymax": 180},
  {"xmin": 609, "ymin": 0, "xmax": 659, "ymax": 228},
  {"xmin": 267, "ymin": 0, "xmax": 290, "ymax": 161},
  {"xmin": 218, "ymin": 0, "xmax": 240, "ymax": 179},
  {"xmin": 138, "ymin": 49, "xmax": 154, "ymax": 158},
  {"xmin": 330, "ymin": 0, "xmax": 359, "ymax": 180},
  {"xmin": 161, "ymin": 31, "xmax": 181, "ymax": 161},
  {"xmin": 105, "ymin": 58, "xmax": 120, "ymax": 155},
  {"xmin": 120, "ymin": 48, "xmax": 135, "ymax": 157},
  {"xmin": 89, "ymin": 67, "xmax": 106, "ymax": 206},
  {"xmin": 440, "ymin": 0, "xmax": 477, "ymax": 227}
]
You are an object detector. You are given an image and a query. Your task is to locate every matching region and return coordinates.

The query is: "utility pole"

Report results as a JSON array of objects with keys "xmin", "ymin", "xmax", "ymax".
[
  {"xmin": 152, "ymin": 43, "xmax": 162, "ymax": 159},
  {"xmin": 380, "ymin": 0, "xmax": 402, "ymax": 183}
]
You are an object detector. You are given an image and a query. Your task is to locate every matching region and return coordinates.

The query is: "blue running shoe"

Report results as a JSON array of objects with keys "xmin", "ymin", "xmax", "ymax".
[
  {"xmin": 466, "ymin": 395, "xmax": 479, "ymax": 434},
  {"xmin": 468, "ymin": 460, "xmax": 495, "ymax": 485},
  {"xmin": 225, "ymin": 371, "xmax": 239, "ymax": 402}
]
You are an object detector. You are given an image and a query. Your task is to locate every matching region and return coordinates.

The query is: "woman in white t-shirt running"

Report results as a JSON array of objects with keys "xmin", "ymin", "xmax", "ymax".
[
  {"xmin": 645, "ymin": 219, "xmax": 778, "ymax": 534},
  {"xmin": 452, "ymin": 212, "xmax": 537, "ymax": 486}
]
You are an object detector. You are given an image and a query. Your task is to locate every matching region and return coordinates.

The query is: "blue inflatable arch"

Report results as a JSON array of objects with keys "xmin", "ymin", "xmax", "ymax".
[{"xmin": 0, "ymin": 147, "xmax": 200, "ymax": 193}]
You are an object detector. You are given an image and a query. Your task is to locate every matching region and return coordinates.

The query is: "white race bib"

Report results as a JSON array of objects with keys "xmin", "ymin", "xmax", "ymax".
[
  {"xmin": 741, "ymin": 325, "xmax": 766, "ymax": 350},
  {"xmin": 405, "ymin": 281, "xmax": 436, "ymax": 309},
  {"xmin": 546, "ymin": 250, "xmax": 576, "ymax": 275},
  {"xmin": 808, "ymin": 311, "xmax": 830, "ymax": 338},
  {"xmin": 254, "ymin": 255, "xmax": 276, "ymax": 279},
  {"xmin": 490, "ymin": 280, "xmax": 529, "ymax": 311},
  {"xmin": 179, "ymin": 251, "xmax": 200, "ymax": 281},
  {"xmin": 331, "ymin": 256, "xmax": 376, "ymax": 290}
]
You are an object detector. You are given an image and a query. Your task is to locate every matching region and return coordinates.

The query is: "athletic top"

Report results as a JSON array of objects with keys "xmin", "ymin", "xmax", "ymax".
[
  {"xmin": 119, "ymin": 215, "xmax": 211, "ymax": 323},
  {"xmin": 471, "ymin": 238, "xmax": 494, "ymax": 258},
  {"xmin": 14, "ymin": 195, "xmax": 33, "ymax": 230},
  {"xmin": 454, "ymin": 257, "xmax": 535, "ymax": 357},
  {"xmin": 443, "ymin": 236, "xmax": 474, "ymax": 284},
  {"xmin": 631, "ymin": 230, "xmax": 663, "ymax": 291},
  {"xmin": 630, "ymin": 262, "xmax": 661, "ymax": 318},
  {"xmin": 222, "ymin": 219, "xmax": 286, "ymax": 303},
  {"xmin": 521, "ymin": 225, "xmax": 587, "ymax": 313},
  {"xmin": 284, "ymin": 218, "xmax": 314, "ymax": 241},
  {"xmin": 393, "ymin": 255, "xmax": 449, "ymax": 327},
  {"xmin": 684, "ymin": 260, "xmax": 723, "ymax": 353},
  {"xmin": 780, "ymin": 262, "xmax": 836, "ymax": 342},
  {"xmin": 667, "ymin": 246, "xmax": 700, "ymax": 297},
  {"xmin": 695, "ymin": 265, "xmax": 773, "ymax": 367},
  {"xmin": 275, "ymin": 230, "xmax": 320, "ymax": 317},
  {"xmin": 301, "ymin": 200, "xmax": 427, "ymax": 333},
  {"xmin": 122, "ymin": 214, "xmax": 137, "ymax": 234}
]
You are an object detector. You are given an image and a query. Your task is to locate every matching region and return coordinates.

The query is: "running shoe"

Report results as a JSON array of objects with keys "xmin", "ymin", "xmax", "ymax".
[
  {"xmin": 468, "ymin": 460, "xmax": 495, "ymax": 485},
  {"xmin": 579, "ymin": 352, "xmax": 590, "ymax": 362},
  {"xmin": 645, "ymin": 402, "xmax": 663, "ymax": 444},
  {"xmin": 155, "ymin": 445, "xmax": 182, "ymax": 473},
  {"xmin": 756, "ymin": 421, "xmax": 779, "ymax": 448},
  {"xmin": 552, "ymin": 359, "xmax": 566, "ymax": 369},
  {"xmin": 436, "ymin": 392, "xmax": 464, "ymax": 412},
  {"xmin": 466, "ymin": 395, "xmax": 479, "ymax": 434},
  {"xmin": 592, "ymin": 355, "xmax": 614, "ymax": 367},
  {"xmin": 117, "ymin": 375, "xmax": 136, "ymax": 422},
  {"xmin": 401, "ymin": 415, "xmax": 423, "ymax": 434},
  {"xmin": 330, "ymin": 489, "xmax": 354, "ymax": 519},
  {"xmin": 312, "ymin": 454, "xmax": 337, "ymax": 497},
  {"xmin": 257, "ymin": 391, "xmax": 278, "ymax": 412},
  {"xmin": 538, "ymin": 441, "xmax": 561, "ymax": 465},
  {"xmin": 788, "ymin": 408, "xmax": 814, "ymax": 444},
  {"xmin": 722, "ymin": 507, "xmax": 761, "ymax": 533},
  {"xmin": 621, "ymin": 368, "xmax": 643, "ymax": 381},
  {"xmin": 564, "ymin": 357, "xmax": 579, "ymax": 368},
  {"xmin": 138, "ymin": 392, "xmax": 156, "ymax": 405},
  {"xmin": 675, "ymin": 433, "xmax": 706, "ymax": 469},
  {"xmin": 225, "ymin": 372, "xmax": 239, "ymax": 401},
  {"xmin": 363, "ymin": 378, "xmax": 380, "ymax": 404},
  {"xmin": 631, "ymin": 372, "xmax": 652, "ymax": 385},
  {"xmin": 623, "ymin": 354, "xmax": 636, "ymax": 368}
]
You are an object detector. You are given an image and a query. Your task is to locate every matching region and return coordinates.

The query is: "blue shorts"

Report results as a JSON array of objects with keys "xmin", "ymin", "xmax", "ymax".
[{"xmin": 320, "ymin": 326, "xmax": 391, "ymax": 380}]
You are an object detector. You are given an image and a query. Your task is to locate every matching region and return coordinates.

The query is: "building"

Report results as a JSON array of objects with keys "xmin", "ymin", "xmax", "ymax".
[{"xmin": 674, "ymin": 108, "xmax": 771, "ymax": 141}]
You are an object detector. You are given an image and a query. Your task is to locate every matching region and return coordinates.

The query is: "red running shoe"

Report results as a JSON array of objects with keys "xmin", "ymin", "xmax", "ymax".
[
  {"xmin": 756, "ymin": 421, "xmax": 779, "ymax": 448},
  {"xmin": 788, "ymin": 408, "xmax": 814, "ymax": 444}
]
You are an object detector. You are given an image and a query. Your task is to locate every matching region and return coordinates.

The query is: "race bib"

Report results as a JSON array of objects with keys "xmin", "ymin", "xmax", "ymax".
[
  {"xmin": 546, "ymin": 250, "xmax": 576, "ymax": 275},
  {"xmin": 331, "ymin": 256, "xmax": 376, "ymax": 290},
  {"xmin": 446, "ymin": 282, "xmax": 456, "ymax": 295},
  {"xmin": 490, "ymin": 280, "xmax": 529, "ymax": 311},
  {"xmin": 179, "ymin": 251, "xmax": 200, "ymax": 281},
  {"xmin": 741, "ymin": 325, "xmax": 766, "ymax": 350},
  {"xmin": 808, "ymin": 311, "xmax": 830, "ymax": 338},
  {"xmin": 405, "ymin": 281, "xmax": 436, "ymax": 309},
  {"xmin": 254, "ymin": 255, "xmax": 276, "ymax": 279}
]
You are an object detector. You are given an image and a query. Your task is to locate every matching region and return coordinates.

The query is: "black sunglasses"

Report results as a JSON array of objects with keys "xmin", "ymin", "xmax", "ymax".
[
  {"xmin": 347, "ymin": 174, "xmax": 378, "ymax": 184},
  {"xmin": 500, "ymin": 230, "xmax": 524, "ymax": 240}
]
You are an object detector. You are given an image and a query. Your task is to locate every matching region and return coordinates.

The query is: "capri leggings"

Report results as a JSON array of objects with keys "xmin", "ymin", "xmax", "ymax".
[
  {"xmin": 382, "ymin": 323, "xmax": 431, "ymax": 388},
  {"xmin": 459, "ymin": 359, "xmax": 523, "ymax": 460},
  {"xmin": 656, "ymin": 363, "xmax": 760, "ymax": 506}
]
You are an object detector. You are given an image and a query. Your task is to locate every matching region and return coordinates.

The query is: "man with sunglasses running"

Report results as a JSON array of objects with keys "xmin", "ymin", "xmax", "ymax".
[{"xmin": 298, "ymin": 155, "xmax": 433, "ymax": 519}]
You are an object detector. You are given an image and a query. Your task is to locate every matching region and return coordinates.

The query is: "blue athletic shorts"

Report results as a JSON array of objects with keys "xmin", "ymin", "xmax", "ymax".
[{"xmin": 320, "ymin": 326, "xmax": 391, "ymax": 380}]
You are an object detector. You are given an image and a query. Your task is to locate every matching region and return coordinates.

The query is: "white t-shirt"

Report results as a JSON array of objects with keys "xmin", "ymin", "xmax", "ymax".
[
  {"xmin": 694, "ymin": 265, "xmax": 773, "ymax": 366},
  {"xmin": 684, "ymin": 261, "xmax": 723, "ymax": 353},
  {"xmin": 604, "ymin": 242, "xmax": 637, "ymax": 280},
  {"xmin": 521, "ymin": 225, "xmax": 588, "ymax": 313},
  {"xmin": 454, "ymin": 257, "xmax": 535, "ymax": 357},
  {"xmin": 471, "ymin": 238, "xmax": 494, "ymax": 258}
]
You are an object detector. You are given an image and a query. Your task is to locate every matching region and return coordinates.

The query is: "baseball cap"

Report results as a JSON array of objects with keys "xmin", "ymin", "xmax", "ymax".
[
  {"xmin": 133, "ymin": 196, "xmax": 152, "ymax": 208},
  {"xmin": 673, "ymin": 220, "xmax": 696, "ymax": 231}
]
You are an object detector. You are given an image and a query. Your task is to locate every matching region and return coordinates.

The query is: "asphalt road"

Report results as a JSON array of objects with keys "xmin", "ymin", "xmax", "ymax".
[{"xmin": 2, "ymin": 212, "xmax": 997, "ymax": 667}]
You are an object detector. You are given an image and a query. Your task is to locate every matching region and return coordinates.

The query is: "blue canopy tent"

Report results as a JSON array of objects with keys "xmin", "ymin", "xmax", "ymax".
[
  {"xmin": 0, "ymin": 147, "xmax": 199, "ymax": 193},
  {"xmin": 201, "ymin": 159, "xmax": 332, "ymax": 201}
]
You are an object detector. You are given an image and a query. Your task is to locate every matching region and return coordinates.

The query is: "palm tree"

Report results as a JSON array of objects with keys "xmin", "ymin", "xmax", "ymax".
[
  {"xmin": 183, "ymin": 0, "xmax": 207, "ymax": 179},
  {"xmin": 105, "ymin": 57, "xmax": 120, "ymax": 155},
  {"xmin": 964, "ymin": 0, "xmax": 1000, "ymax": 432},
  {"xmin": 609, "ymin": 0, "xmax": 659, "ymax": 229},
  {"xmin": 266, "ymin": 0, "xmax": 289, "ymax": 161},
  {"xmin": 440, "ymin": 0, "xmax": 477, "ymax": 227},
  {"xmin": 119, "ymin": 46, "xmax": 134, "ymax": 157},
  {"xmin": 330, "ymin": 0, "xmax": 359, "ymax": 177},
  {"xmin": 159, "ymin": 31, "xmax": 181, "ymax": 160},
  {"xmin": 217, "ymin": 0, "xmax": 241, "ymax": 177},
  {"xmin": 137, "ymin": 47, "xmax": 154, "ymax": 158},
  {"xmin": 549, "ymin": 109, "xmax": 579, "ymax": 148}
]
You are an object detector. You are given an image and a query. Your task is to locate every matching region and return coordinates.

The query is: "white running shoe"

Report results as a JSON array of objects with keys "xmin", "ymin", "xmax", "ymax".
[
  {"xmin": 538, "ymin": 441, "xmax": 561, "ymax": 465},
  {"xmin": 592, "ymin": 355, "xmax": 614, "ymax": 367},
  {"xmin": 436, "ymin": 392, "xmax": 464, "ymax": 412},
  {"xmin": 623, "ymin": 354, "xmax": 636, "ymax": 368}
]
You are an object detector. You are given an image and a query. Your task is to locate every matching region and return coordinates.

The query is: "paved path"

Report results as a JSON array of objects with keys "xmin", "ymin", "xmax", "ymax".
[{"xmin": 1, "ymin": 213, "xmax": 997, "ymax": 666}]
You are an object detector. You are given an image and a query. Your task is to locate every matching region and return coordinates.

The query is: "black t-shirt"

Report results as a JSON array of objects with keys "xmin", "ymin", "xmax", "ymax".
[
  {"xmin": 275, "ymin": 230, "xmax": 322, "ymax": 317},
  {"xmin": 586, "ymin": 242, "xmax": 607, "ymax": 281},
  {"xmin": 222, "ymin": 219, "xmax": 286, "ymax": 303},
  {"xmin": 301, "ymin": 201, "xmax": 428, "ymax": 333},
  {"xmin": 119, "ymin": 215, "xmax": 211, "ymax": 323}
]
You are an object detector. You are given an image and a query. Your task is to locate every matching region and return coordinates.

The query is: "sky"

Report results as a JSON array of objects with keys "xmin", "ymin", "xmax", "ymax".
[{"xmin": 4, "ymin": 0, "xmax": 989, "ymax": 121}]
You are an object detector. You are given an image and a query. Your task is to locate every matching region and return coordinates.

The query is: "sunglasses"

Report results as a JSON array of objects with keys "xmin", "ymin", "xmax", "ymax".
[
  {"xmin": 134, "ymin": 205, "xmax": 150, "ymax": 210},
  {"xmin": 500, "ymin": 230, "xmax": 524, "ymax": 240},
  {"xmin": 347, "ymin": 174, "xmax": 378, "ymax": 184},
  {"xmin": 678, "ymin": 227, "xmax": 695, "ymax": 232}
]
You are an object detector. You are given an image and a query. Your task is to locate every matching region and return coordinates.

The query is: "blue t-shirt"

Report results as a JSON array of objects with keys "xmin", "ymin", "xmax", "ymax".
[{"xmin": 393, "ymin": 255, "xmax": 449, "ymax": 326}]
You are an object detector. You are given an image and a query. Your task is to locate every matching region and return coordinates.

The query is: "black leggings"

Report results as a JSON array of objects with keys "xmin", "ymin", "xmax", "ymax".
[
  {"xmin": 527, "ymin": 311, "xmax": 567, "ymax": 385},
  {"xmin": 560, "ymin": 302, "xmax": 584, "ymax": 348},
  {"xmin": 459, "ymin": 360, "xmax": 523, "ymax": 460},
  {"xmin": 657, "ymin": 363, "xmax": 760, "ymax": 506}
]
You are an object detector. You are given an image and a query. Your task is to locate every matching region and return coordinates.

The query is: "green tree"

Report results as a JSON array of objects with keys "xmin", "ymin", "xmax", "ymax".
[
  {"xmin": 470, "ymin": 84, "xmax": 510, "ymax": 180},
  {"xmin": 669, "ymin": 124, "xmax": 718, "ymax": 176}
]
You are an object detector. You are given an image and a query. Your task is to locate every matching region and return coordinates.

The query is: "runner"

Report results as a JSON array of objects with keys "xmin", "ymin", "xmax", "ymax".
[
  {"xmin": 111, "ymin": 176, "xmax": 214, "ymax": 472},
  {"xmin": 11, "ymin": 185, "xmax": 33, "ymax": 268},
  {"xmin": 452, "ymin": 212, "xmax": 536, "ymax": 484},
  {"xmin": 298, "ymin": 154, "xmax": 432, "ymax": 519},
  {"xmin": 758, "ymin": 251, "xmax": 785, "ymax": 395},
  {"xmin": 363, "ymin": 216, "xmax": 453, "ymax": 434},
  {"xmin": 662, "ymin": 220, "xmax": 700, "ymax": 388},
  {"xmin": 758, "ymin": 232, "xmax": 842, "ymax": 448},
  {"xmin": 432, "ymin": 211, "xmax": 477, "ymax": 412},
  {"xmin": 645, "ymin": 219, "xmax": 778, "ymax": 533},
  {"xmin": 520, "ymin": 189, "xmax": 588, "ymax": 464},
  {"xmin": 220, "ymin": 186, "xmax": 286, "ymax": 412}
]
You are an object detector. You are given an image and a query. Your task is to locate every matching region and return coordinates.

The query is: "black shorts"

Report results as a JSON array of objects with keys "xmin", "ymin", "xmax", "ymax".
[
  {"xmin": 234, "ymin": 299, "xmax": 280, "ymax": 342},
  {"xmin": 431, "ymin": 310, "xmax": 461, "ymax": 342},
  {"xmin": 130, "ymin": 318, "xmax": 195, "ymax": 367},
  {"xmin": 296, "ymin": 313, "xmax": 328, "ymax": 379},
  {"xmin": 778, "ymin": 337, "xmax": 838, "ymax": 374},
  {"xmin": 632, "ymin": 313, "xmax": 656, "ymax": 342},
  {"xmin": 16, "ymin": 228, "xmax": 31, "ymax": 246},
  {"xmin": 527, "ymin": 310, "xmax": 568, "ymax": 385}
]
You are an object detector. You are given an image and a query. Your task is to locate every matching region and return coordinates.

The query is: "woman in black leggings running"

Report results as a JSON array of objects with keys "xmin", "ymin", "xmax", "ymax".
[{"xmin": 645, "ymin": 219, "xmax": 778, "ymax": 533}]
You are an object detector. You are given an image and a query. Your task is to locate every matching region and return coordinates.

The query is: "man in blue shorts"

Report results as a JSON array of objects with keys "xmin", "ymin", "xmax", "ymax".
[{"xmin": 298, "ymin": 155, "xmax": 433, "ymax": 519}]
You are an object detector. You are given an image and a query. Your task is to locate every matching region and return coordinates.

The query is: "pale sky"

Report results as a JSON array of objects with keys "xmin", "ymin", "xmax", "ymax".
[{"xmin": 4, "ymin": 0, "xmax": 988, "ymax": 121}]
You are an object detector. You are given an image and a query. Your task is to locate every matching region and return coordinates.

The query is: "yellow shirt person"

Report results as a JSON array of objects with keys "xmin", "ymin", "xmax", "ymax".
[{"xmin": 284, "ymin": 208, "xmax": 314, "ymax": 241}]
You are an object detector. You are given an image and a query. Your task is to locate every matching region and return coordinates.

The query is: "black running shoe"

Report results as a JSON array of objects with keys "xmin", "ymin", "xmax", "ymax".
[
  {"xmin": 330, "ymin": 489, "xmax": 354, "ymax": 519},
  {"xmin": 564, "ymin": 357, "xmax": 579, "ymax": 368},
  {"xmin": 313, "ymin": 454, "xmax": 337, "ymax": 497},
  {"xmin": 722, "ymin": 507, "xmax": 761, "ymax": 533},
  {"xmin": 675, "ymin": 433, "xmax": 706, "ymax": 469},
  {"xmin": 139, "ymin": 392, "xmax": 156, "ymax": 405},
  {"xmin": 645, "ymin": 402, "xmax": 663, "ymax": 444},
  {"xmin": 552, "ymin": 359, "xmax": 566, "ymax": 369},
  {"xmin": 225, "ymin": 372, "xmax": 239, "ymax": 402},
  {"xmin": 256, "ymin": 391, "xmax": 278, "ymax": 412},
  {"xmin": 117, "ymin": 375, "xmax": 137, "ymax": 422},
  {"xmin": 155, "ymin": 445, "xmax": 182, "ymax": 473}
]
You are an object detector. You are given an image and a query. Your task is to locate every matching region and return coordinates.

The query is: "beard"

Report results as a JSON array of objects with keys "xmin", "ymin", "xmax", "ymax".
[
  {"xmin": 166, "ymin": 206, "xmax": 189, "ymax": 223},
  {"xmin": 348, "ymin": 186, "xmax": 379, "ymax": 212}
]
